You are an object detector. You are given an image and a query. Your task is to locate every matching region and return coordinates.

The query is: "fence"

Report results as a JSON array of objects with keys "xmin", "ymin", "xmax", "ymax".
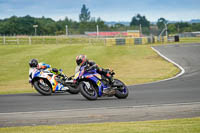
[
  {"xmin": 0, "ymin": 36, "xmax": 105, "ymax": 45},
  {"xmin": 0, "ymin": 35, "xmax": 172, "ymax": 46}
]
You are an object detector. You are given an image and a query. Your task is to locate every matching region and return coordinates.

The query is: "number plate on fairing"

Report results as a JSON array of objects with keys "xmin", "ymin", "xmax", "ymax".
[{"xmin": 97, "ymin": 80, "xmax": 101, "ymax": 86}]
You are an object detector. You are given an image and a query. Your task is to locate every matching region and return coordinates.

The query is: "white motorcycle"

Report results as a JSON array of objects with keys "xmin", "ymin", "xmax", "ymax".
[{"xmin": 29, "ymin": 68, "xmax": 79, "ymax": 95}]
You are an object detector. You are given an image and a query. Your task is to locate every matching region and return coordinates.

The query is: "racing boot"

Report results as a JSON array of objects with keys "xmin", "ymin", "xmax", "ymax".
[
  {"xmin": 62, "ymin": 86, "xmax": 69, "ymax": 91},
  {"xmin": 109, "ymin": 77, "xmax": 118, "ymax": 87}
]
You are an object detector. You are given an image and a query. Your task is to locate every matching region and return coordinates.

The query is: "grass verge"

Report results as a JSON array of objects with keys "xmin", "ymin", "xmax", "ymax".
[
  {"xmin": 0, "ymin": 117, "xmax": 200, "ymax": 133},
  {"xmin": 180, "ymin": 37, "xmax": 200, "ymax": 43},
  {"xmin": 0, "ymin": 44, "xmax": 179, "ymax": 94}
]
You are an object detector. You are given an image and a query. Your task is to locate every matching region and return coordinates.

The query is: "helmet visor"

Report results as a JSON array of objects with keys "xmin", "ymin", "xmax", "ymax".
[{"xmin": 76, "ymin": 59, "xmax": 82, "ymax": 66}]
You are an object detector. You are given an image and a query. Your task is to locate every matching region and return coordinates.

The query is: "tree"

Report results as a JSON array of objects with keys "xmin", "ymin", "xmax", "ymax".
[
  {"xmin": 168, "ymin": 24, "xmax": 177, "ymax": 34},
  {"xmin": 175, "ymin": 22, "xmax": 190, "ymax": 33},
  {"xmin": 130, "ymin": 14, "xmax": 150, "ymax": 28},
  {"xmin": 157, "ymin": 17, "xmax": 168, "ymax": 30},
  {"xmin": 191, "ymin": 23, "xmax": 200, "ymax": 31},
  {"xmin": 79, "ymin": 4, "xmax": 91, "ymax": 22}
]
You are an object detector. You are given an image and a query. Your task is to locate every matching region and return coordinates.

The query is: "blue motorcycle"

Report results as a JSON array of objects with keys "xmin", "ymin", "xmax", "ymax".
[{"xmin": 73, "ymin": 66, "xmax": 129, "ymax": 100}]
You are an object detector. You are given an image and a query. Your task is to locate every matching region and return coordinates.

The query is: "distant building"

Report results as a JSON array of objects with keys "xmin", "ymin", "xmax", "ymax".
[
  {"xmin": 127, "ymin": 30, "xmax": 141, "ymax": 37},
  {"xmin": 85, "ymin": 30, "xmax": 141, "ymax": 37},
  {"xmin": 85, "ymin": 31, "xmax": 127, "ymax": 37}
]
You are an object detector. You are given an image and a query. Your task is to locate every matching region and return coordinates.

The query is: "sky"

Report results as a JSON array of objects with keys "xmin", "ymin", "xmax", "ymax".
[{"xmin": 0, "ymin": 0, "xmax": 200, "ymax": 22}]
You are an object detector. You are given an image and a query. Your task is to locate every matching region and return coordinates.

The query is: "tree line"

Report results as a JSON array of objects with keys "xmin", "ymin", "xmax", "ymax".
[{"xmin": 0, "ymin": 4, "xmax": 200, "ymax": 36}]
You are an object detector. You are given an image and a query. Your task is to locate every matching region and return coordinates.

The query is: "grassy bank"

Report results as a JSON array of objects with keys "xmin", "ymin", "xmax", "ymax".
[
  {"xmin": 180, "ymin": 37, "xmax": 200, "ymax": 43},
  {"xmin": 0, "ymin": 117, "xmax": 200, "ymax": 133},
  {"xmin": 0, "ymin": 44, "xmax": 179, "ymax": 94}
]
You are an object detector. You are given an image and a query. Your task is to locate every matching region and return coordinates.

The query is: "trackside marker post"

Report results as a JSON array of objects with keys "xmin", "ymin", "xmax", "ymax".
[{"xmin": 3, "ymin": 36, "xmax": 5, "ymax": 44}]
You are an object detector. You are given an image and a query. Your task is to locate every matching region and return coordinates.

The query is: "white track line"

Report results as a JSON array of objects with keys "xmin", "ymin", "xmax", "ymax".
[
  {"xmin": 151, "ymin": 47, "xmax": 185, "ymax": 81},
  {"xmin": 131, "ymin": 47, "xmax": 185, "ymax": 86}
]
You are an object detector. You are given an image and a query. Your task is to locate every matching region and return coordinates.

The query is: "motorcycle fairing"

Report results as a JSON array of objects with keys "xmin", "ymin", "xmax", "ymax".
[
  {"xmin": 29, "ymin": 68, "xmax": 64, "ymax": 92},
  {"xmin": 83, "ymin": 71, "xmax": 107, "ymax": 96}
]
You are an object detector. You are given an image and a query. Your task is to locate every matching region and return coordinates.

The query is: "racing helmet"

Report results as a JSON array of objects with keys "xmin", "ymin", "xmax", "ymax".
[
  {"xmin": 76, "ymin": 55, "xmax": 87, "ymax": 66},
  {"xmin": 29, "ymin": 59, "xmax": 38, "ymax": 68}
]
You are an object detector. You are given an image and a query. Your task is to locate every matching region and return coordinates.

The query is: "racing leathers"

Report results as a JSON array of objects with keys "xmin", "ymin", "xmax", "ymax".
[
  {"xmin": 37, "ymin": 62, "xmax": 51, "ymax": 70},
  {"xmin": 37, "ymin": 63, "xmax": 63, "ymax": 76},
  {"xmin": 75, "ymin": 60, "xmax": 114, "ymax": 85},
  {"xmin": 37, "ymin": 63, "xmax": 67, "ymax": 87}
]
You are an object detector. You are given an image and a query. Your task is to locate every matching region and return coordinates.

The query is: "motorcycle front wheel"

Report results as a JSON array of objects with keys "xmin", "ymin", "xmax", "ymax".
[
  {"xmin": 79, "ymin": 81, "xmax": 98, "ymax": 100},
  {"xmin": 33, "ymin": 78, "xmax": 52, "ymax": 96}
]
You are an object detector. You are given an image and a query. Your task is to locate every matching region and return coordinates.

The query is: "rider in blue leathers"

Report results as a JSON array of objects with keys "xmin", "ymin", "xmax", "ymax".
[{"xmin": 75, "ymin": 55, "xmax": 116, "ymax": 94}]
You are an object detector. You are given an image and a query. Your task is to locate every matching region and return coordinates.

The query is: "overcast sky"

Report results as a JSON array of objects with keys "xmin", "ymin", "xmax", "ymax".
[{"xmin": 0, "ymin": 0, "xmax": 200, "ymax": 22}]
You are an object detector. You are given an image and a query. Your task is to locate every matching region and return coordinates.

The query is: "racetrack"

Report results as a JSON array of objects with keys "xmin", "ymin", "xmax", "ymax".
[{"xmin": 0, "ymin": 43, "xmax": 200, "ymax": 127}]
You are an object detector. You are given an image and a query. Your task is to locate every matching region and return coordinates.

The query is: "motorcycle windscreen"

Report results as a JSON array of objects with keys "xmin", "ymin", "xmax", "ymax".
[
  {"xmin": 29, "ymin": 68, "xmax": 37, "ymax": 81},
  {"xmin": 94, "ymin": 74, "xmax": 101, "ymax": 79},
  {"xmin": 74, "ymin": 71, "xmax": 80, "ymax": 80}
]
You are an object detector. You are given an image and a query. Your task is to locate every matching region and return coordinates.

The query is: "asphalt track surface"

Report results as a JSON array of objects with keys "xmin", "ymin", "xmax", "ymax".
[{"xmin": 0, "ymin": 43, "xmax": 200, "ymax": 127}]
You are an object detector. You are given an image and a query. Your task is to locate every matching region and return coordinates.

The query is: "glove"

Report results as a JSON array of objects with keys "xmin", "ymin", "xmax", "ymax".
[
  {"xmin": 110, "ymin": 69, "xmax": 115, "ymax": 75},
  {"xmin": 68, "ymin": 75, "xmax": 74, "ymax": 80},
  {"xmin": 52, "ymin": 68, "xmax": 58, "ymax": 73}
]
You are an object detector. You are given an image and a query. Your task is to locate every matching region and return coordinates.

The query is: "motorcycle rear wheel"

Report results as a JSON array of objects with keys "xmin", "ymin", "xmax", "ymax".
[
  {"xmin": 114, "ymin": 79, "xmax": 129, "ymax": 99},
  {"xmin": 67, "ymin": 86, "xmax": 80, "ymax": 94},
  {"xmin": 33, "ymin": 78, "xmax": 52, "ymax": 96}
]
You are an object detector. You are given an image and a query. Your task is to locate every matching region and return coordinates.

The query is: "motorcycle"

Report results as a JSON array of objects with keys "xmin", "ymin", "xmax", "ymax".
[
  {"xmin": 73, "ymin": 66, "xmax": 129, "ymax": 100},
  {"xmin": 29, "ymin": 67, "xmax": 79, "ymax": 95}
]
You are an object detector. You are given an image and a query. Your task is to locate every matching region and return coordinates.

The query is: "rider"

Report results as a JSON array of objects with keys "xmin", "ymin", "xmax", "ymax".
[
  {"xmin": 29, "ymin": 58, "xmax": 54, "ymax": 72},
  {"xmin": 75, "ymin": 55, "xmax": 115, "ymax": 93},
  {"xmin": 29, "ymin": 59, "xmax": 68, "ymax": 90}
]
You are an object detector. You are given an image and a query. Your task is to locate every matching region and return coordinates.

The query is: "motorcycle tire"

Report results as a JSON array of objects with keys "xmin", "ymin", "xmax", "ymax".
[
  {"xmin": 67, "ymin": 86, "xmax": 80, "ymax": 94},
  {"xmin": 79, "ymin": 81, "xmax": 98, "ymax": 100},
  {"xmin": 33, "ymin": 78, "xmax": 52, "ymax": 96},
  {"xmin": 114, "ymin": 79, "xmax": 129, "ymax": 99}
]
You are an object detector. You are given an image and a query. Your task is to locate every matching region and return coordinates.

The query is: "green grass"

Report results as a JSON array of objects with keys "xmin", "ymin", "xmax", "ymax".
[
  {"xmin": 0, "ymin": 44, "xmax": 179, "ymax": 94},
  {"xmin": 148, "ymin": 37, "xmax": 200, "ymax": 45},
  {"xmin": 0, "ymin": 117, "xmax": 200, "ymax": 133},
  {"xmin": 180, "ymin": 37, "xmax": 200, "ymax": 43}
]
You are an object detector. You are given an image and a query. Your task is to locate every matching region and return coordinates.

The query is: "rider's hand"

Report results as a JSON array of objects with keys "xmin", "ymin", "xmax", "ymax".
[
  {"xmin": 52, "ymin": 68, "xmax": 58, "ymax": 73},
  {"xmin": 68, "ymin": 76, "xmax": 74, "ymax": 80}
]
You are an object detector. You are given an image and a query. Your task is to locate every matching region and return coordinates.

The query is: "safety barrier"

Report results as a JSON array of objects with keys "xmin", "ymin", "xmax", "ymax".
[
  {"xmin": 106, "ymin": 36, "xmax": 170, "ymax": 46},
  {"xmin": 116, "ymin": 38, "xmax": 126, "ymax": 45},
  {"xmin": 105, "ymin": 38, "xmax": 116, "ymax": 46}
]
